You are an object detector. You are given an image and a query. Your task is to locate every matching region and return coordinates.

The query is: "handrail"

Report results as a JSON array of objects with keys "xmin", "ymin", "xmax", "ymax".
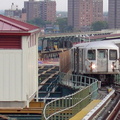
[
  {"xmin": 59, "ymin": 72, "xmax": 97, "ymax": 89},
  {"xmin": 114, "ymin": 74, "xmax": 120, "ymax": 84},
  {"xmin": 46, "ymin": 76, "xmax": 59, "ymax": 92},
  {"xmin": 42, "ymin": 75, "xmax": 59, "ymax": 102},
  {"xmin": 44, "ymin": 84, "xmax": 97, "ymax": 120},
  {"xmin": 43, "ymin": 73, "xmax": 98, "ymax": 120}
]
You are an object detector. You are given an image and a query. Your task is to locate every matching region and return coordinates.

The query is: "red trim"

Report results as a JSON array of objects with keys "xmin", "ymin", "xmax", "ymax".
[
  {"xmin": 0, "ymin": 36, "xmax": 21, "ymax": 49},
  {"xmin": 0, "ymin": 14, "xmax": 40, "ymax": 31},
  {"xmin": 0, "ymin": 32, "xmax": 31, "ymax": 36}
]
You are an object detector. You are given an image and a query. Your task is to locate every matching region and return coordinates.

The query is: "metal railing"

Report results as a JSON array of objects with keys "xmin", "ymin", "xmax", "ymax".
[
  {"xmin": 43, "ymin": 73, "xmax": 98, "ymax": 120},
  {"xmin": 46, "ymin": 76, "xmax": 59, "ymax": 93},
  {"xmin": 59, "ymin": 72, "xmax": 97, "ymax": 89},
  {"xmin": 114, "ymin": 74, "xmax": 120, "ymax": 84},
  {"xmin": 37, "ymin": 75, "xmax": 60, "ymax": 102},
  {"xmin": 43, "ymin": 76, "xmax": 59, "ymax": 102}
]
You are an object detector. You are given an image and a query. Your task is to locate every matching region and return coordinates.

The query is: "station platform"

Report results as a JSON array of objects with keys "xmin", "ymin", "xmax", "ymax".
[
  {"xmin": 38, "ymin": 58, "xmax": 59, "ymax": 66},
  {"xmin": 70, "ymin": 99, "xmax": 101, "ymax": 120}
]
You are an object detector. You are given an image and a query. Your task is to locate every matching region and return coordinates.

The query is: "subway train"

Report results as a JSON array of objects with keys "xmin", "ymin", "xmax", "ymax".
[{"xmin": 71, "ymin": 40, "xmax": 120, "ymax": 84}]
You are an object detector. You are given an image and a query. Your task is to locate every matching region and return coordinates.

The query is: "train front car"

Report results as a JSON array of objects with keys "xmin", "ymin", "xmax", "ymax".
[{"xmin": 71, "ymin": 41, "xmax": 120, "ymax": 85}]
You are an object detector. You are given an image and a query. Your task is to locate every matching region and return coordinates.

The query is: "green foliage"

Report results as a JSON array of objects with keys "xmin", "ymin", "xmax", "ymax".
[
  {"xmin": 27, "ymin": 17, "xmax": 74, "ymax": 33},
  {"xmin": 55, "ymin": 17, "xmax": 73, "ymax": 33},
  {"xmin": 91, "ymin": 21, "xmax": 108, "ymax": 31},
  {"xmin": 27, "ymin": 17, "xmax": 51, "ymax": 27}
]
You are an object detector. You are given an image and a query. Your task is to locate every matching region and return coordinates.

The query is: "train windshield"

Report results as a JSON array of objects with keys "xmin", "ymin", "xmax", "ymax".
[
  {"xmin": 109, "ymin": 50, "xmax": 117, "ymax": 60},
  {"xmin": 88, "ymin": 50, "xmax": 96, "ymax": 60}
]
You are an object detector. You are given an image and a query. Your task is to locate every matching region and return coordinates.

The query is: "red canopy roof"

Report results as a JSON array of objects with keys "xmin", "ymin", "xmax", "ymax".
[{"xmin": 0, "ymin": 14, "xmax": 40, "ymax": 34}]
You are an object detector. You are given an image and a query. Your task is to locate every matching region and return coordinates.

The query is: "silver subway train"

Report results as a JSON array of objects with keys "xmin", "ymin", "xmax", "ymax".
[{"xmin": 71, "ymin": 40, "xmax": 120, "ymax": 84}]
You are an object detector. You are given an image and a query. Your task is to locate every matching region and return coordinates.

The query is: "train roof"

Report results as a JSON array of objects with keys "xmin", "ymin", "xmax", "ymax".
[
  {"xmin": 72, "ymin": 42, "xmax": 89, "ymax": 48},
  {"xmin": 87, "ymin": 41, "xmax": 118, "ymax": 49},
  {"xmin": 72, "ymin": 40, "xmax": 118, "ymax": 49},
  {"xmin": 103, "ymin": 39, "xmax": 120, "ymax": 44}
]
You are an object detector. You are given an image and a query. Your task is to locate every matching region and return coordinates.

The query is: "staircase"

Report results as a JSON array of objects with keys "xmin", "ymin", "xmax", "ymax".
[
  {"xmin": 38, "ymin": 66, "xmax": 60, "ymax": 102},
  {"xmin": 38, "ymin": 66, "xmax": 77, "ymax": 103}
]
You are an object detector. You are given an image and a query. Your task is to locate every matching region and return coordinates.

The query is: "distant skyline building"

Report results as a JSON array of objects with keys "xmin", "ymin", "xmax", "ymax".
[
  {"xmin": 24, "ymin": 0, "xmax": 40, "ymax": 21},
  {"xmin": 68, "ymin": 0, "xmax": 103, "ymax": 31},
  {"xmin": 108, "ymin": 0, "xmax": 120, "ymax": 29},
  {"xmin": 93, "ymin": 0, "xmax": 103, "ymax": 22},
  {"xmin": 40, "ymin": 0, "xmax": 56, "ymax": 23},
  {"xmin": 24, "ymin": 0, "xmax": 56, "ymax": 23},
  {"xmin": 4, "ymin": 3, "xmax": 27, "ymax": 22}
]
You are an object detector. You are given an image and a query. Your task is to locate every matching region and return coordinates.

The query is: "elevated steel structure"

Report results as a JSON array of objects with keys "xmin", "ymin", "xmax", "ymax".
[{"xmin": 39, "ymin": 31, "xmax": 112, "ymax": 51}]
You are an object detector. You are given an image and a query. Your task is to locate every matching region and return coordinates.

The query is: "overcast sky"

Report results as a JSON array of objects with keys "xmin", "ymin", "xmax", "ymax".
[{"xmin": 0, "ymin": 0, "xmax": 108, "ymax": 12}]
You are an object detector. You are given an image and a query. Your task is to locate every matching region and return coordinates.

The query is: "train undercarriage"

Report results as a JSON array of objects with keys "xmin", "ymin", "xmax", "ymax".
[{"xmin": 85, "ymin": 74, "xmax": 115, "ymax": 85}]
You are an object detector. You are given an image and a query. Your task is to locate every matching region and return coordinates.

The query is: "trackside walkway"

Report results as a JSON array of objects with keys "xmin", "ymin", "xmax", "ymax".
[{"xmin": 69, "ymin": 100, "xmax": 101, "ymax": 120}]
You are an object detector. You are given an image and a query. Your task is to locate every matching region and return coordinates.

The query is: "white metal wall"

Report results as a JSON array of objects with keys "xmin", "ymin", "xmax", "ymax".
[
  {"xmin": 22, "ymin": 34, "xmax": 38, "ymax": 102},
  {"xmin": 0, "ymin": 50, "xmax": 22, "ymax": 101},
  {"xmin": 0, "ymin": 33, "xmax": 38, "ymax": 104}
]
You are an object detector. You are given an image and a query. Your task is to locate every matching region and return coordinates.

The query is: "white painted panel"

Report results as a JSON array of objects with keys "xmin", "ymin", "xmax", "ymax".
[
  {"xmin": 0, "ymin": 54, "xmax": 4, "ymax": 99},
  {"xmin": 3, "ymin": 52, "xmax": 10, "ymax": 100},
  {"xmin": 0, "ymin": 32, "xmax": 39, "ymax": 103},
  {"xmin": 13, "ymin": 53, "xmax": 22, "ymax": 100},
  {"xmin": 22, "ymin": 35, "xmax": 38, "ymax": 101},
  {"xmin": 27, "ymin": 46, "xmax": 37, "ymax": 97},
  {"xmin": 9, "ymin": 53, "xmax": 16, "ymax": 99},
  {"xmin": 21, "ymin": 36, "xmax": 28, "ymax": 100},
  {"xmin": 0, "ymin": 50, "xmax": 22, "ymax": 101}
]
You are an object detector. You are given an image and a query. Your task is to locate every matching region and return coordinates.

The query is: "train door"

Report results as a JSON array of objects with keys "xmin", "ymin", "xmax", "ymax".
[
  {"xmin": 73, "ymin": 48, "xmax": 76, "ymax": 73},
  {"xmin": 71, "ymin": 48, "xmax": 74, "ymax": 72},
  {"xmin": 71, "ymin": 48, "xmax": 77, "ymax": 73},
  {"xmin": 97, "ymin": 49, "xmax": 108, "ymax": 72},
  {"xmin": 73, "ymin": 47, "xmax": 79, "ymax": 74}
]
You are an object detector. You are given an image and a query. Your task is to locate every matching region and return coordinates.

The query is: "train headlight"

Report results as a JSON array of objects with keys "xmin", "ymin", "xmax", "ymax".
[
  {"xmin": 111, "ymin": 64, "xmax": 114, "ymax": 69},
  {"xmin": 89, "ymin": 62, "xmax": 96, "ymax": 72},
  {"xmin": 111, "ymin": 62, "xmax": 116, "ymax": 72},
  {"xmin": 91, "ymin": 64, "xmax": 96, "ymax": 69}
]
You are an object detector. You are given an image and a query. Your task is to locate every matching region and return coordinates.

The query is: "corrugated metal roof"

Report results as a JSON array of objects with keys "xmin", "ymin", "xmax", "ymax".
[{"xmin": 0, "ymin": 14, "xmax": 40, "ymax": 32}]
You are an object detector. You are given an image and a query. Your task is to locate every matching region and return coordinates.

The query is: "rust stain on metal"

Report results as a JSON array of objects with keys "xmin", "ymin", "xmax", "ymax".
[{"xmin": 59, "ymin": 50, "xmax": 71, "ymax": 73}]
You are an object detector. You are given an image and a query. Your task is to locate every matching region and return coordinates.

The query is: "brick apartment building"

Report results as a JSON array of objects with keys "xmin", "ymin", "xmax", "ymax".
[
  {"xmin": 24, "ymin": 0, "xmax": 40, "ymax": 21},
  {"xmin": 24, "ymin": 0, "xmax": 56, "ymax": 23},
  {"xmin": 68, "ymin": 0, "xmax": 103, "ymax": 31},
  {"xmin": 93, "ymin": 0, "xmax": 103, "ymax": 22},
  {"xmin": 40, "ymin": 0, "xmax": 56, "ymax": 23},
  {"xmin": 108, "ymin": 0, "xmax": 120, "ymax": 29}
]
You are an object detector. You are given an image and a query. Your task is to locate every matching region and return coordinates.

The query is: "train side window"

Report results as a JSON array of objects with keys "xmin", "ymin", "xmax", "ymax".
[
  {"xmin": 88, "ymin": 50, "xmax": 96, "ymax": 60},
  {"xmin": 109, "ymin": 50, "xmax": 117, "ymax": 60}
]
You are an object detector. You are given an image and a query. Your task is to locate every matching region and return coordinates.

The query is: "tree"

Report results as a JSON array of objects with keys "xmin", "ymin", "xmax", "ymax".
[
  {"xmin": 27, "ymin": 17, "xmax": 74, "ymax": 33},
  {"xmin": 91, "ymin": 21, "xmax": 108, "ymax": 31},
  {"xmin": 27, "ymin": 17, "xmax": 51, "ymax": 27},
  {"xmin": 55, "ymin": 18, "xmax": 73, "ymax": 33}
]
